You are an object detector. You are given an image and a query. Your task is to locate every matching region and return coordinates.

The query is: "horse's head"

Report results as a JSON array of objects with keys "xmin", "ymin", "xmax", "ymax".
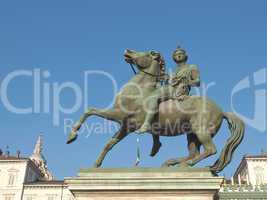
[{"xmin": 124, "ymin": 49, "xmax": 165, "ymax": 74}]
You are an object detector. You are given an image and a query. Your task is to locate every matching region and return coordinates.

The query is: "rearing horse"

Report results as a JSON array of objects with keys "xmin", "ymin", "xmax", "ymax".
[{"xmin": 67, "ymin": 49, "xmax": 245, "ymax": 174}]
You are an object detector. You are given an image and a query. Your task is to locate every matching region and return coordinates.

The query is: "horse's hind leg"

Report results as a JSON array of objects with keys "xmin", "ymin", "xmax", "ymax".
[
  {"xmin": 186, "ymin": 132, "xmax": 217, "ymax": 167},
  {"xmin": 94, "ymin": 126, "xmax": 128, "ymax": 167},
  {"xmin": 67, "ymin": 108, "xmax": 123, "ymax": 144},
  {"xmin": 186, "ymin": 133, "xmax": 201, "ymax": 161},
  {"xmin": 162, "ymin": 134, "xmax": 200, "ymax": 167}
]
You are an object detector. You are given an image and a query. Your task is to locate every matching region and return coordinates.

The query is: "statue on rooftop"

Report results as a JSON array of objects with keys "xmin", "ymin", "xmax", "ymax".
[{"xmin": 30, "ymin": 135, "xmax": 53, "ymax": 181}]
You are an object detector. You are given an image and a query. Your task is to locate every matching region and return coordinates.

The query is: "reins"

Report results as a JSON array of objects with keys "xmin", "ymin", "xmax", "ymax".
[
  {"xmin": 129, "ymin": 63, "xmax": 167, "ymax": 78},
  {"xmin": 130, "ymin": 63, "xmax": 137, "ymax": 75}
]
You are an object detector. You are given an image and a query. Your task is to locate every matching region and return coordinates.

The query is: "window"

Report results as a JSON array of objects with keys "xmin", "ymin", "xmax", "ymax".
[
  {"xmin": 47, "ymin": 195, "xmax": 57, "ymax": 200},
  {"xmin": 27, "ymin": 170, "xmax": 35, "ymax": 182},
  {"xmin": 254, "ymin": 166, "xmax": 265, "ymax": 185},
  {"xmin": 4, "ymin": 194, "xmax": 14, "ymax": 200},
  {"xmin": 8, "ymin": 174, "xmax": 15, "ymax": 186},
  {"xmin": 24, "ymin": 195, "xmax": 35, "ymax": 200}
]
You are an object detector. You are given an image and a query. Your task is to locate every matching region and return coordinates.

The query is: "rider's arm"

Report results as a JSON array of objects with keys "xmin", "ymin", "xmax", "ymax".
[
  {"xmin": 170, "ymin": 76, "xmax": 179, "ymax": 86},
  {"xmin": 189, "ymin": 65, "xmax": 200, "ymax": 87}
]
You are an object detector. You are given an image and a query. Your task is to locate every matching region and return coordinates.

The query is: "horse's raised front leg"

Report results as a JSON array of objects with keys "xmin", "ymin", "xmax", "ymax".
[
  {"xmin": 94, "ymin": 127, "xmax": 128, "ymax": 167},
  {"xmin": 67, "ymin": 108, "xmax": 124, "ymax": 144},
  {"xmin": 161, "ymin": 133, "xmax": 200, "ymax": 167}
]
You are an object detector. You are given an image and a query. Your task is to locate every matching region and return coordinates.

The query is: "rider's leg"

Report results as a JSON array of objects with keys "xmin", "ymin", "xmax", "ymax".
[
  {"xmin": 136, "ymin": 86, "xmax": 173, "ymax": 133},
  {"xmin": 136, "ymin": 96, "xmax": 159, "ymax": 133}
]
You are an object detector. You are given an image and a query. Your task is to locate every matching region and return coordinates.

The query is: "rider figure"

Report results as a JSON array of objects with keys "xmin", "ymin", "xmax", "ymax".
[{"xmin": 137, "ymin": 46, "xmax": 201, "ymax": 133}]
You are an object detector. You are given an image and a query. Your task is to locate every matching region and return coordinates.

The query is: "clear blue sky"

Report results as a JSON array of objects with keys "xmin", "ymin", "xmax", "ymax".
[{"xmin": 0, "ymin": 0, "xmax": 267, "ymax": 179}]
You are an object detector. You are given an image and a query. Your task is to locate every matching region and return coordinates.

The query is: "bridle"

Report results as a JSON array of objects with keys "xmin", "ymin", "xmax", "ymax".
[{"xmin": 129, "ymin": 63, "xmax": 167, "ymax": 79}]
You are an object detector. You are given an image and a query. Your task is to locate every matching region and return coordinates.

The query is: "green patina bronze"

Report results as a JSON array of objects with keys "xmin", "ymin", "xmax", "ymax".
[{"xmin": 67, "ymin": 47, "xmax": 245, "ymax": 174}]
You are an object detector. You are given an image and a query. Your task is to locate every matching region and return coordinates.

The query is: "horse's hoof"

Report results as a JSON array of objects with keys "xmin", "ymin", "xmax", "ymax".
[
  {"xmin": 67, "ymin": 132, "xmax": 78, "ymax": 144},
  {"xmin": 176, "ymin": 162, "xmax": 191, "ymax": 168},
  {"xmin": 161, "ymin": 162, "xmax": 171, "ymax": 168},
  {"xmin": 210, "ymin": 170, "xmax": 218, "ymax": 177},
  {"xmin": 93, "ymin": 162, "xmax": 101, "ymax": 168},
  {"xmin": 150, "ymin": 142, "xmax": 162, "ymax": 157},
  {"xmin": 185, "ymin": 160, "xmax": 194, "ymax": 167},
  {"xmin": 176, "ymin": 161, "xmax": 194, "ymax": 169},
  {"xmin": 209, "ymin": 167, "xmax": 219, "ymax": 176}
]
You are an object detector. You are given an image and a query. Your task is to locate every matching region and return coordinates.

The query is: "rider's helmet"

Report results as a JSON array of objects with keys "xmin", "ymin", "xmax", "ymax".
[{"xmin": 172, "ymin": 46, "xmax": 188, "ymax": 64}]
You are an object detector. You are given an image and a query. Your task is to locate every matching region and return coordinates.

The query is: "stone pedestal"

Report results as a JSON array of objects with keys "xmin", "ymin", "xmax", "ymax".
[{"xmin": 65, "ymin": 168, "xmax": 223, "ymax": 200}]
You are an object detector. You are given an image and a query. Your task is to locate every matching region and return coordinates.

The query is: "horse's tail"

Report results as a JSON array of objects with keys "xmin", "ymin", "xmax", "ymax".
[{"xmin": 210, "ymin": 112, "xmax": 245, "ymax": 173}]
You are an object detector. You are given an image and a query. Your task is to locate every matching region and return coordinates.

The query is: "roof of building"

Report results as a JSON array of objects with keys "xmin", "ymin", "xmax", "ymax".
[
  {"xmin": 24, "ymin": 180, "xmax": 65, "ymax": 186},
  {"xmin": 244, "ymin": 154, "xmax": 267, "ymax": 159},
  {"xmin": 0, "ymin": 155, "xmax": 28, "ymax": 161},
  {"xmin": 0, "ymin": 154, "xmax": 45, "ymax": 177}
]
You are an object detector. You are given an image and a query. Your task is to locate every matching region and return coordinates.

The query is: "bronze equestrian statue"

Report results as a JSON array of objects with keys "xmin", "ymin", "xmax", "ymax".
[{"xmin": 67, "ymin": 47, "xmax": 245, "ymax": 174}]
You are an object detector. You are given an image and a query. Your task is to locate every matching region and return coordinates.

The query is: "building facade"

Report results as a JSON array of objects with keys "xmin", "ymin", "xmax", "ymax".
[
  {"xmin": 0, "ymin": 136, "xmax": 74, "ymax": 200},
  {"xmin": 219, "ymin": 154, "xmax": 267, "ymax": 199}
]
